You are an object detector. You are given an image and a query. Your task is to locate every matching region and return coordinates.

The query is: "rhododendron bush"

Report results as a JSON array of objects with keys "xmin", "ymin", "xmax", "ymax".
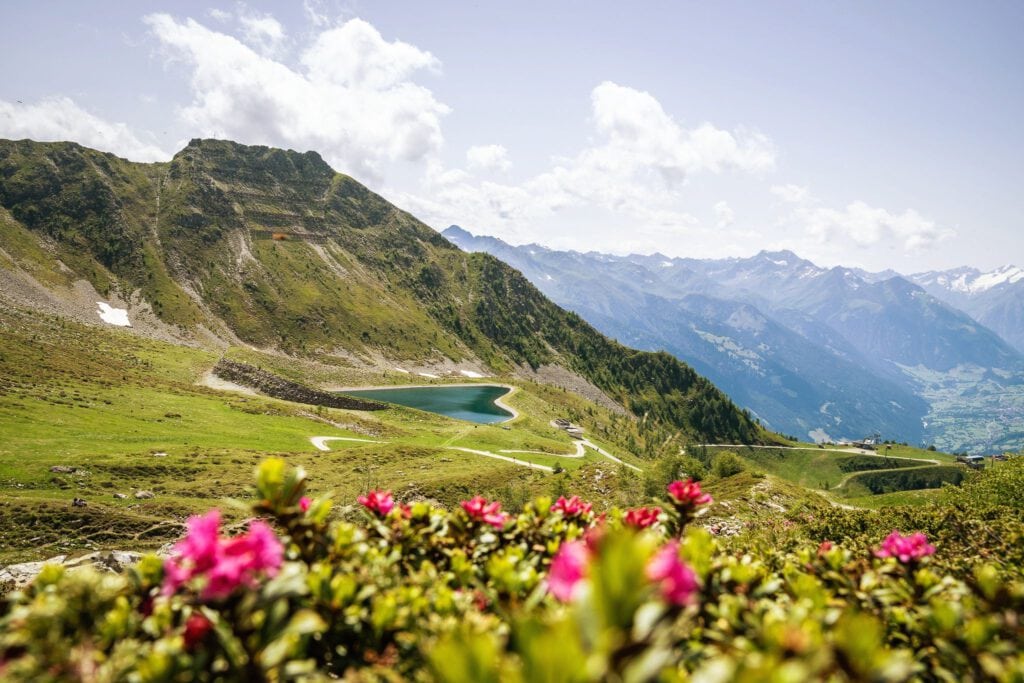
[{"xmin": 0, "ymin": 459, "xmax": 1022, "ymax": 681}]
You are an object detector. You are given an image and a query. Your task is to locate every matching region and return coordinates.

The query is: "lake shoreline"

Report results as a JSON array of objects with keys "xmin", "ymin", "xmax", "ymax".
[{"xmin": 333, "ymin": 383, "xmax": 520, "ymax": 422}]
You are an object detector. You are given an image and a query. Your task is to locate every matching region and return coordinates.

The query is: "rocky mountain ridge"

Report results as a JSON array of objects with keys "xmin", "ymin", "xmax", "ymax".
[{"xmin": 0, "ymin": 137, "xmax": 760, "ymax": 445}]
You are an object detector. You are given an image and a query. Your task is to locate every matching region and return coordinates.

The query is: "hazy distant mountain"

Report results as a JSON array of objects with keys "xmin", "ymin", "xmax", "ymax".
[
  {"xmin": 911, "ymin": 266, "xmax": 1024, "ymax": 354},
  {"xmin": 445, "ymin": 226, "xmax": 1024, "ymax": 453},
  {"xmin": 674, "ymin": 251, "xmax": 1021, "ymax": 374}
]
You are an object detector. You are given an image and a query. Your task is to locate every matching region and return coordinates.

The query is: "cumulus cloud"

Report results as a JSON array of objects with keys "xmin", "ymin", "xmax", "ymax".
[
  {"xmin": 589, "ymin": 82, "xmax": 775, "ymax": 178},
  {"xmin": 397, "ymin": 81, "xmax": 772, "ymax": 247},
  {"xmin": 797, "ymin": 200, "xmax": 952, "ymax": 251},
  {"xmin": 144, "ymin": 13, "xmax": 448, "ymax": 181},
  {"xmin": 713, "ymin": 201, "xmax": 735, "ymax": 228},
  {"xmin": 466, "ymin": 144, "xmax": 511, "ymax": 172},
  {"xmin": 238, "ymin": 12, "xmax": 286, "ymax": 57},
  {"xmin": 204, "ymin": 5, "xmax": 286, "ymax": 56},
  {"xmin": 0, "ymin": 96, "xmax": 169, "ymax": 161}
]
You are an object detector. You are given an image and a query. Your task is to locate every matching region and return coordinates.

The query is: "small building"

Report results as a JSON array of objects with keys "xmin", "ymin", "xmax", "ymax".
[
  {"xmin": 851, "ymin": 433, "xmax": 882, "ymax": 451},
  {"xmin": 553, "ymin": 418, "xmax": 585, "ymax": 438},
  {"xmin": 956, "ymin": 454, "xmax": 986, "ymax": 469}
]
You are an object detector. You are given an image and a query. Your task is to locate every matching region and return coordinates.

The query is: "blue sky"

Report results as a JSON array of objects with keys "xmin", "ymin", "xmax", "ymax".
[{"xmin": 1, "ymin": 1, "xmax": 1021, "ymax": 272}]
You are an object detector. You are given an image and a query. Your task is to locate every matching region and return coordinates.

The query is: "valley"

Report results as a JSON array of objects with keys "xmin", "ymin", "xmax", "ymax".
[
  {"xmin": 2, "ymin": 5, "xmax": 1023, "ymax": 678},
  {"xmin": 446, "ymin": 227, "xmax": 1024, "ymax": 453},
  {"xmin": 0, "ymin": 138, "xmax": 1004, "ymax": 568}
]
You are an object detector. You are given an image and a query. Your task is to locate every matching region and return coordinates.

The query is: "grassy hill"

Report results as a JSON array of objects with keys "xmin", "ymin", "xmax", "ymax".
[
  {"xmin": 696, "ymin": 443, "xmax": 966, "ymax": 507},
  {"xmin": 0, "ymin": 300, "xmax": 661, "ymax": 563},
  {"xmin": 0, "ymin": 137, "xmax": 761, "ymax": 448}
]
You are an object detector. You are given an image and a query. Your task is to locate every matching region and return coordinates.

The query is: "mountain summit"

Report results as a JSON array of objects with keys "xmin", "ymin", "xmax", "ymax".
[
  {"xmin": 911, "ymin": 265, "xmax": 1024, "ymax": 353},
  {"xmin": 0, "ymin": 138, "xmax": 760, "ymax": 445}
]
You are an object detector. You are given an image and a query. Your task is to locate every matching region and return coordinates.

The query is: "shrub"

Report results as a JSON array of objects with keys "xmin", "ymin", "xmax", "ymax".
[
  {"xmin": 642, "ymin": 453, "xmax": 706, "ymax": 497},
  {"xmin": 952, "ymin": 456, "xmax": 1024, "ymax": 508},
  {"xmin": 711, "ymin": 450, "xmax": 745, "ymax": 478},
  {"xmin": 0, "ymin": 460, "xmax": 1021, "ymax": 681},
  {"xmin": 846, "ymin": 465, "xmax": 965, "ymax": 494}
]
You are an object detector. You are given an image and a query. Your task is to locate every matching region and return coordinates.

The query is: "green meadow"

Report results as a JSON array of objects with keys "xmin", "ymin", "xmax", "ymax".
[{"xmin": 0, "ymin": 305, "xmax": 644, "ymax": 563}]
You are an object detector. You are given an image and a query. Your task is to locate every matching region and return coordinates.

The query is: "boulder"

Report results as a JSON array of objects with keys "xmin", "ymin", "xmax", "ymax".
[
  {"xmin": 0, "ymin": 551, "xmax": 144, "ymax": 590},
  {"xmin": 50, "ymin": 465, "xmax": 75, "ymax": 473},
  {"xmin": 63, "ymin": 550, "xmax": 142, "ymax": 573},
  {"xmin": 0, "ymin": 556, "xmax": 66, "ymax": 587},
  {"xmin": 134, "ymin": 490, "xmax": 155, "ymax": 499}
]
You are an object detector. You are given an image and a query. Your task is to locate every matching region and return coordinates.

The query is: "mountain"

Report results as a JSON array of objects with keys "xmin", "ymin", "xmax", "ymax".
[
  {"xmin": 675, "ymin": 252, "xmax": 1021, "ymax": 374},
  {"xmin": 0, "ymin": 138, "xmax": 761, "ymax": 445},
  {"xmin": 911, "ymin": 266, "xmax": 1024, "ymax": 354},
  {"xmin": 445, "ymin": 227, "xmax": 1024, "ymax": 453}
]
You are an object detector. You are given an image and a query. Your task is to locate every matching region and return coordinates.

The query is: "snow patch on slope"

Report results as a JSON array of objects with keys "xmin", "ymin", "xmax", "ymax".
[{"xmin": 96, "ymin": 302, "xmax": 131, "ymax": 326}]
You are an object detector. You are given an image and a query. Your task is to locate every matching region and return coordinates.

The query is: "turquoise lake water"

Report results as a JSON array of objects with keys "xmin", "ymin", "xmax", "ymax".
[{"xmin": 340, "ymin": 385, "xmax": 514, "ymax": 424}]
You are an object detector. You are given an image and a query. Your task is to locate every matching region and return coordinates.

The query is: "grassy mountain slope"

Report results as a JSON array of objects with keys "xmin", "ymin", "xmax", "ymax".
[
  {"xmin": 0, "ymin": 137, "xmax": 761, "ymax": 446},
  {"xmin": 0, "ymin": 299, "xmax": 654, "ymax": 564}
]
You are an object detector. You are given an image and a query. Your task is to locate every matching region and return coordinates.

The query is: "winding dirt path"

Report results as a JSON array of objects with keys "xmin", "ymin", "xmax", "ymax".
[
  {"xmin": 309, "ymin": 435, "xmax": 556, "ymax": 472},
  {"xmin": 580, "ymin": 439, "xmax": 642, "ymax": 472},
  {"xmin": 444, "ymin": 447, "xmax": 554, "ymax": 472},
  {"xmin": 310, "ymin": 436, "xmax": 384, "ymax": 451},
  {"xmin": 310, "ymin": 418, "xmax": 643, "ymax": 473}
]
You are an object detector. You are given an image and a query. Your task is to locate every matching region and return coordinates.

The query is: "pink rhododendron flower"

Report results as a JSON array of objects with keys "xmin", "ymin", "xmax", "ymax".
[
  {"xmin": 624, "ymin": 506, "xmax": 661, "ymax": 529},
  {"xmin": 358, "ymin": 490, "xmax": 395, "ymax": 516},
  {"xmin": 646, "ymin": 541, "xmax": 699, "ymax": 606},
  {"xmin": 667, "ymin": 479, "xmax": 712, "ymax": 507},
  {"xmin": 299, "ymin": 496, "xmax": 311, "ymax": 512},
  {"xmin": 183, "ymin": 613, "xmax": 213, "ymax": 651},
  {"xmin": 874, "ymin": 531, "xmax": 935, "ymax": 563},
  {"xmin": 548, "ymin": 540, "xmax": 589, "ymax": 602},
  {"xmin": 461, "ymin": 496, "xmax": 509, "ymax": 528},
  {"xmin": 177, "ymin": 510, "xmax": 222, "ymax": 571},
  {"xmin": 162, "ymin": 511, "xmax": 283, "ymax": 600},
  {"xmin": 551, "ymin": 495, "xmax": 593, "ymax": 518}
]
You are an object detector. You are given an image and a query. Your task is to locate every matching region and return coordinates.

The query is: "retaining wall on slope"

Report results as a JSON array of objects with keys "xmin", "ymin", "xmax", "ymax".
[{"xmin": 213, "ymin": 359, "xmax": 387, "ymax": 411}]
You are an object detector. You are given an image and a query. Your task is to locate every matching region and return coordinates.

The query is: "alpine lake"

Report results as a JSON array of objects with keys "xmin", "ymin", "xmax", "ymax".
[{"xmin": 340, "ymin": 384, "xmax": 514, "ymax": 424}]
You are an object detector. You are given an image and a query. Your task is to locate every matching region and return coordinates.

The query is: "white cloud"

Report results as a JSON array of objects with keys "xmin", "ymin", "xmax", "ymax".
[
  {"xmin": 238, "ymin": 12, "xmax": 286, "ymax": 57},
  {"xmin": 397, "ymin": 81, "xmax": 771, "ymax": 247},
  {"xmin": 0, "ymin": 96, "xmax": 168, "ymax": 161},
  {"xmin": 588, "ymin": 82, "xmax": 775, "ymax": 178},
  {"xmin": 771, "ymin": 183, "xmax": 809, "ymax": 203},
  {"xmin": 144, "ymin": 14, "xmax": 448, "ymax": 182},
  {"xmin": 797, "ymin": 200, "xmax": 953, "ymax": 250},
  {"xmin": 713, "ymin": 200, "xmax": 735, "ymax": 228},
  {"xmin": 466, "ymin": 144, "xmax": 511, "ymax": 172}
]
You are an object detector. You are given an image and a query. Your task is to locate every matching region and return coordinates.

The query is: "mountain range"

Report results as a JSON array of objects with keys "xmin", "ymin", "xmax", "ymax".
[
  {"xmin": 0, "ymin": 138, "xmax": 760, "ymax": 447},
  {"xmin": 444, "ymin": 226, "xmax": 1024, "ymax": 453},
  {"xmin": 910, "ymin": 266, "xmax": 1024, "ymax": 354}
]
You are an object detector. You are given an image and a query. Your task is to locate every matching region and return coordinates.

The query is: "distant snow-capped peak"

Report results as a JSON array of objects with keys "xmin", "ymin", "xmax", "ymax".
[{"xmin": 917, "ymin": 265, "xmax": 1023, "ymax": 294}]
